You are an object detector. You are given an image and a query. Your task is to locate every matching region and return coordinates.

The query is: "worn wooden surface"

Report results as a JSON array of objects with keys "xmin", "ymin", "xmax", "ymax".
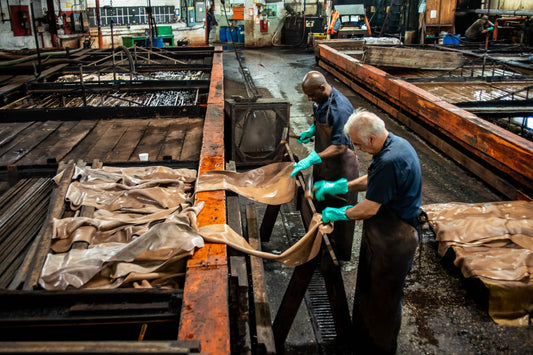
[
  {"xmin": 318, "ymin": 44, "xmax": 533, "ymax": 199},
  {"xmin": 246, "ymin": 204, "xmax": 276, "ymax": 355},
  {"xmin": 362, "ymin": 46, "xmax": 464, "ymax": 70},
  {"xmin": 0, "ymin": 341, "xmax": 203, "ymax": 354},
  {"xmin": 0, "ymin": 117, "xmax": 203, "ymax": 166},
  {"xmin": 178, "ymin": 48, "xmax": 230, "ymax": 355}
]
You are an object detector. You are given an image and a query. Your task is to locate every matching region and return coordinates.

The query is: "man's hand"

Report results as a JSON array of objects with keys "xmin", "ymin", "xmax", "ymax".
[
  {"xmin": 297, "ymin": 124, "xmax": 316, "ymax": 144},
  {"xmin": 313, "ymin": 178, "xmax": 349, "ymax": 201},
  {"xmin": 290, "ymin": 151, "xmax": 322, "ymax": 177},
  {"xmin": 322, "ymin": 205, "xmax": 353, "ymax": 223}
]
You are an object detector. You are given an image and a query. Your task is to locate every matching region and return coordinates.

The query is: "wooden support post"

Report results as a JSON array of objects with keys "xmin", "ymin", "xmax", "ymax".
[
  {"xmin": 272, "ymin": 257, "xmax": 318, "ymax": 354},
  {"xmin": 259, "ymin": 204, "xmax": 281, "ymax": 243}
]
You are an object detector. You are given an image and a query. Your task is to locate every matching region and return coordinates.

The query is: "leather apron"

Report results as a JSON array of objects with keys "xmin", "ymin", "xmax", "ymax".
[
  {"xmin": 352, "ymin": 205, "xmax": 419, "ymax": 354},
  {"xmin": 312, "ymin": 103, "xmax": 359, "ymax": 261}
]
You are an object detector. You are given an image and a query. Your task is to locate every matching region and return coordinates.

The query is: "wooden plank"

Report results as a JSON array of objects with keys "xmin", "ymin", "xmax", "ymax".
[
  {"xmin": 62, "ymin": 120, "xmax": 111, "ymax": 162},
  {"xmin": 229, "ymin": 256, "xmax": 252, "ymax": 355},
  {"xmin": 179, "ymin": 118, "xmax": 204, "ymax": 161},
  {"xmin": 106, "ymin": 120, "xmax": 150, "ymax": 162},
  {"xmin": 157, "ymin": 118, "xmax": 190, "ymax": 160},
  {"xmin": 83, "ymin": 120, "xmax": 129, "ymax": 162},
  {"xmin": 0, "ymin": 341, "xmax": 204, "ymax": 354},
  {"xmin": 362, "ymin": 46, "xmax": 464, "ymax": 70},
  {"xmin": 7, "ymin": 162, "xmax": 74, "ymax": 290},
  {"xmin": 16, "ymin": 120, "xmax": 98, "ymax": 165},
  {"xmin": 178, "ymin": 48, "xmax": 229, "ymax": 355},
  {"xmin": 0, "ymin": 122, "xmax": 33, "ymax": 147},
  {"xmin": 130, "ymin": 119, "xmax": 169, "ymax": 162},
  {"xmin": 0, "ymin": 122, "xmax": 43, "ymax": 158},
  {"xmin": 246, "ymin": 203, "xmax": 276, "ymax": 355},
  {"xmin": 0, "ymin": 121, "xmax": 62, "ymax": 165},
  {"xmin": 24, "ymin": 162, "xmax": 75, "ymax": 289},
  {"xmin": 14, "ymin": 121, "xmax": 78, "ymax": 165}
]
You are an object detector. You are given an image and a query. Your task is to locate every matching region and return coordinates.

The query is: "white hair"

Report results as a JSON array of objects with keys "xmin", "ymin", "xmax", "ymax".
[{"xmin": 343, "ymin": 109, "xmax": 386, "ymax": 141}]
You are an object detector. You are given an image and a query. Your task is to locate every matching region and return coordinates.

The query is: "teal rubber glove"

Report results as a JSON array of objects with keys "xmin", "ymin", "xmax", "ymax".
[
  {"xmin": 313, "ymin": 178, "xmax": 349, "ymax": 201},
  {"xmin": 297, "ymin": 124, "xmax": 316, "ymax": 144},
  {"xmin": 322, "ymin": 205, "xmax": 353, "ymax": 223},
  {"xmin": 291, "ymin": 151, "xmax": 322, "ymax": 178},
  {"xmin": 487, "ymin": 26, "xmax": 494, "ymax": 31}
]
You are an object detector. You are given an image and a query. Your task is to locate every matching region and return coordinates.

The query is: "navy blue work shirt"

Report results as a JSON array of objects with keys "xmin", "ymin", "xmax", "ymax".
[
  {"xmin": 366, "ymin": 132, "xmax": 422, "ymax": 220},
  {"xmin": 313, "ymin": 86, "xmax": 353, "ymax": 146}
]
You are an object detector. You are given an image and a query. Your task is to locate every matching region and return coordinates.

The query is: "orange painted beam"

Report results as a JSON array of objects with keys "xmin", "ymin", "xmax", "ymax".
[
  {"xmin": 178, "ymin": 47, "xmax": 230, "ymax": 354},
  {"xmin": 318, "ymin": 44, "xmax": 533, "ymax": 197}
]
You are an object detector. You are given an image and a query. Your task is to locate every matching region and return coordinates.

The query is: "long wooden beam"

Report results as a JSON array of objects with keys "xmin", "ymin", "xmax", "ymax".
[
  {"xmin": 178, "ymin": 47, "xmax": 230, "ymax": 354},
  {"xmin": 317, "ymin": 44, "xmax": 533, "ymax": 199}
]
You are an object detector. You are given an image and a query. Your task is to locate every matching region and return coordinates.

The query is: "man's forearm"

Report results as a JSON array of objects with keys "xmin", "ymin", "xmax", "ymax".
[
  {"xmin": 348, "ymin": 174, "xmax": 368, "ymax": 192},
  {"xmin": 345, "ymin": 198, "xmax": 380, "ymax": 220},
  {"xmin": 317, "ymin": 144, "xmax": 346, "ymax": 160}
]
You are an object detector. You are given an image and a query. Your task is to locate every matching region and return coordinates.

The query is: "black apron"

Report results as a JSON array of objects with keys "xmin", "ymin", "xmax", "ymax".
[
  {"xmin": 352, "ymin": 205, "xmax": 419, "ymax": 354},
  {"xmin": 312, "ymin": 104, "xmax": 359, "ymax": 261}
]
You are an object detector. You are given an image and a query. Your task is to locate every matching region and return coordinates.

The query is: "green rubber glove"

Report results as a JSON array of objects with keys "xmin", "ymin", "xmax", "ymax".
[
  {"xmin": 313, "ymin": 178, "xmax": 349, "ymax": 201},
  {"xmin": 290, "ymin": 151, "xmax": 322, "ymax": 178},
  {"xmin": 487, "ymin": 26, "xmax": 494, "ymax": 31},
  {"xmin": 297, "ymin": 124, "xmax": 316, "ymax": 144},
  {"xmin": 322, "ymin": 205, "xmax": 353, "ymax": 223}
]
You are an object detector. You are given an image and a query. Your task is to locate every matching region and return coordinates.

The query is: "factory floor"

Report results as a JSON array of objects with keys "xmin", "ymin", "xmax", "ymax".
[{"xmin": 223, "ymin": 46, "xmax": 533, "ymax": 354}]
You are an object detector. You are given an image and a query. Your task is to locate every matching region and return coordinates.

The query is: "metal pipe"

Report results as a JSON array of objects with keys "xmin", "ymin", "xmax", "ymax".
[
  {"xmin": 29, "ymin": 0, "xmax": 42, "ymax": 76},
  {"xmin": 95, "ymin": 0, "xmax": 103, "ymax": 48},
  {"xmin": 46, "ymin": 0, "xmax": 58, "ymax": 46},
  {"xmin": 0, "ymin": 48, "xmax": 83, "ymax": 67},
  {"xmin": 475, "ymin": 9, "xmax": 533, "ymax": 16}
]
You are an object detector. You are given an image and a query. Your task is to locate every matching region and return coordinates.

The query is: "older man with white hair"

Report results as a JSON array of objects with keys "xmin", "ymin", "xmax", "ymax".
[{"xmin": 313, "ymin": 109, "xmax": 422, "ymax": 354}]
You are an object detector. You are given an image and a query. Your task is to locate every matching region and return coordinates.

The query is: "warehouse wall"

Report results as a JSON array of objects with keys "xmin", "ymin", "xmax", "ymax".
[{"xmin": 0, "ymin": 0, "xmax": 53, "ymax": 50}]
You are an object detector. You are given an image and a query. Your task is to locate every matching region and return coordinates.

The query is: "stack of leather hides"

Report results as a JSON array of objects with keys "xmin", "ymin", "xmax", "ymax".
[
  {"xmin": 40, "ymin": 162, "xmax": 327, "ymax": 290},
  {"xmin": 424, "ymin": 201, "xmax": 533, "ymax": 326}
]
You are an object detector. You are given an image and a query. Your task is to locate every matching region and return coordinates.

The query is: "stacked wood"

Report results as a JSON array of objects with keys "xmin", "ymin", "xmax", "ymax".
[
  {"xmin": 0, "ymin": 178, "xmax": 53, "ymax": 288},
  {"xmin": 362, "ymin": 46, "xmax": 465, "ymax": 70}
]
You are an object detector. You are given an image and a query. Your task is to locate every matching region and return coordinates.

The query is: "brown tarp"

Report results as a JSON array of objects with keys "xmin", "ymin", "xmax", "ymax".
[
  {"xmin": 424, "ymin": 201, "xmax": 533, "ymax": 326},
  {"xmin": 196, "ymin": 162, "xmax": 296, "ymax": 205}
]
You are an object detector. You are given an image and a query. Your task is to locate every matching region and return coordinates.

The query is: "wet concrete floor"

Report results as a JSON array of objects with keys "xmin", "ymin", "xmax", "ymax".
[{"xmin": 223, "ymin": 46, "xmax": 533, "ymax": 354}]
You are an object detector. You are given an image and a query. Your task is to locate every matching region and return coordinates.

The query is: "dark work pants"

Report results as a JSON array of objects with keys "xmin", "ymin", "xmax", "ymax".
[{"xmin": 352, "ymin": 205, "xmax": 419, "ymax": 354}]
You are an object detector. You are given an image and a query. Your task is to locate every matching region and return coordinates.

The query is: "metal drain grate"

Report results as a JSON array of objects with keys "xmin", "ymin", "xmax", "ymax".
[
  {"xmin": 280, "ymin": 203, "xmax": 341, "ymax": 355},
  {"xmin": 305, "ymin": 269, "xmax": 338, "ymax": 355}
]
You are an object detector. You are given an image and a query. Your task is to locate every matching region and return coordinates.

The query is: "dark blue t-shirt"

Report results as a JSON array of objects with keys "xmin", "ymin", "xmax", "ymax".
[
  {"xmin": 313, "ymin": 86, "xmax": 353, "ymax": 146},
  {"xmin": 366, "ymin": 133, "xmax": 422, "ymax": 220}
]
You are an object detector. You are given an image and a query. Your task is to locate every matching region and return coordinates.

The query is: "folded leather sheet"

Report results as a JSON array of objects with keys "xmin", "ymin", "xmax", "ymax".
[
  {"xmin": 51, "ymin": 207, "xmax": 183, "ymax": 253},
  {"xmin": 199, "ymin": 214, "xmax": 332, "ymax": 267},
  {"xmin": 40, "ymin": 205, "xmax": 205, "ymax": 290},
  {"xmin": 424, "ymin": 201, "xmax": 533, "ymax": 325},
  {"xmin": 196, "ymin": 162, "xmax": 296, "ymax": 205},
  {"xmin": 66, "ymin": 165, "xmax": 197, "ymax": 212}
]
